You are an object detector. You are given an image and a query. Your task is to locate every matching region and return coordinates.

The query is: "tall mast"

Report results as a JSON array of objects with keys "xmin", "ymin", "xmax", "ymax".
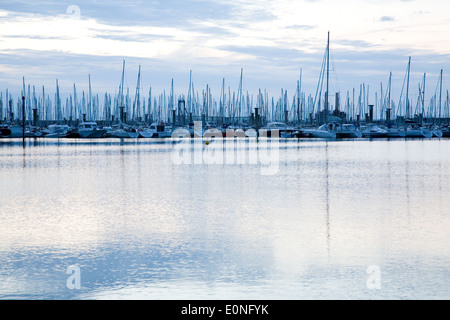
[
  {"xmin": 188, "ymin": 70, "xmax": 192, "ymax": 115},
  {"xmin": 88, "ymin": 74, "xmax": 92, "ymax": 121},
  {"xmin": 56, "ymin": 79, "xmax": 61, "ymax": 121},
  {"xmin": 239, "ymin": 68, "xmax": 243, "ymax": 124},
  {"xmin": 298, "ymin": 68, "xmax": 302, "ymax": 124},
  {"xmin": 222, "ymin": 78, "xmax": 225, "ymax": 120},
  {"xmin": 120, "ymin": 59, "xmax": 125, "ymax": 108},
  {"xmin": 325, "ymin": 31, "xmax": 330, "ymax": 116},
  {"xmin": 135, "ymin": 65, "xmax": 141, "ymax": 121},
  {"xmin": 406, "ymin": 56, "xmax": 411, "ymax": 119},
  {"xmin": 422, "ymin": 73, "xmax": 426, "ymax": 118},
  {"xmin": 439, "ymin": 69, "xmax": 443, "ymax": 124},
  {"xmin": 73, "ymin": 84, "xmax": 78, "ymax": 121},
  {"xmin": 388, "ymin": 72, "xmax": 392, "ymax": 111}
]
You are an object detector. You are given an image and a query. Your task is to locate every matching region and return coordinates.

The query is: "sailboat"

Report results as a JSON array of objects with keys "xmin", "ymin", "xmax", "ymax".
[
  {"xmin": 78, "ymin": 122, "xmax": 107, "ymax": 138},
  {"xmin": 303, "ymin": 125, "xmax": 337, "ymax": 139},
  {"xmin": 302, "ymin": 32, "xmax": 339, "ymax": 140},
  {"xmin": 0, "ymin": 125, "xmax": 23, "ymax": 138},
  {"xmin": 0, "ymin": 125, "xmax": 12, "ymax": 138}
]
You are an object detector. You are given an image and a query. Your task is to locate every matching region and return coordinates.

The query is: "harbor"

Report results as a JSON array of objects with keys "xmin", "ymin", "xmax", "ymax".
[{"xmin": 1, "ymin": 34, "xmax": 449, "ymax": 142}]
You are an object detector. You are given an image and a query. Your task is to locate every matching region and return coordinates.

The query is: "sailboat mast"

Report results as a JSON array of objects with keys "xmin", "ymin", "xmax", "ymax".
[
  {"xmin": 325, "ymin": 31, "xmax": 330, "ymax": 115},
  {"xmin": 120, "ymin": 60, "xmax": 125, "ymax": 108},
  {"xmin": 439, "ymin": 69, "xmax": 443, "ymax": 124},
  {"xmin": 88, "ymin": 74, "xmax": 92, "ymax": 121},
  {"xmin": 422, "ymin": 73, "xmax": 426, "ymax": 118},
  {"xmin": 406, "ymin": 56, "xmax": 411, "ymax": 119},
  {"xmin": 188, "ymin": 70, "xmax": 192, "ymax": 116},
  {"xmin": 298, "ymin": 68, "xmax": 302, "ymax": 124},
  {"xmin": 135, "ymin": 65, "xmax": 141, "ymax": 121}
]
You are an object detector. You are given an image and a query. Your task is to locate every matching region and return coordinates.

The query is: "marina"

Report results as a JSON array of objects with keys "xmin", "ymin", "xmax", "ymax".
[{"xmin": 1, "ymin": 34, "xmax": 449, "ymax": 142}]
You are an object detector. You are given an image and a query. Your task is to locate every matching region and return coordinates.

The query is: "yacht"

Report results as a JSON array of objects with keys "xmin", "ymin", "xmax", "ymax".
[
  {"xmin": 0, "ymin": 126, "xmax": 11, "ymax": 138},
  {"xmin": 144, "ymin": 123, "xmax": 172, "ymax": 138},
  {"xmin": 260, "ymin": 122, "xmax": 295, "ymax": 138},
  {"xmin": 110, "ymin": 127, "xmax": 139, "ymax": 138},
  {"xmin": 360, "ymin": 125, "xmax": 389, "ymax": 138},
  {"xmin": 403, "ymin": 125, "xmax": 432, "ymax": 138},
  {"xmin": 302, "ymin": 125, "xmax": 337, "ymax": 139},
  {"xmin": 43, "ymin": 124, "xmax": 70, "ymax": 138},
  {"xmin": 441, "ymin": 126, "xmax": 450, "ymax": 137},
  {"xmin": 138, "ymin": 128, "xmax": 154, "ymax": 138},
  {"xmin": 431, "ymin": 126, "xmax": 443, "ymax": 138},
  {"xmin": 333, "ymin": 123, "xmax": 362, "ymax": 138},
  {"xmin": 78, "ymin": 122, "xmax": 107, "ymax": 138},
  {"xmin": 0, "ymin": 125, "xmax": 23, "ymax": 138}
]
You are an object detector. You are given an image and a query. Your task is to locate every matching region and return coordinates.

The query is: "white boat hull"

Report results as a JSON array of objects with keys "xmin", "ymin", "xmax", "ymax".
[
  {"xmin": 304, "ymin": 129, "xmax": 336, "ymax": 139},
  {"xmin": 139, "ymin": 131, "xmax": 154, "ymax": 138}
]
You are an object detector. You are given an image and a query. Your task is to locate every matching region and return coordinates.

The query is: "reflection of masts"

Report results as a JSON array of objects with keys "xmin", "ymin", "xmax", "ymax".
[{"xmin": 325, "ymin": 142, "xmax": 331, "ymax": 258}]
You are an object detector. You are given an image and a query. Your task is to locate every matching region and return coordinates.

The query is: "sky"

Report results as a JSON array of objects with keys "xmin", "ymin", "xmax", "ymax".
[{"xmin": 0, "ymin": 0, "xmax": 449, "ymax": 106}]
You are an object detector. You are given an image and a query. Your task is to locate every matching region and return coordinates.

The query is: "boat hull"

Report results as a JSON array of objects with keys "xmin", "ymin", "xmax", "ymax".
[
  {"xmin": 336, "ymin": 131, "xmax": 362, "ymax": 139},
  {"xmin": 404, "ymin": 129, "xmax": 432, "ymax": 138},
  {"xmin": 139, "ymin": 131, "xmax": 154, "ymax": 138},
  {"xmin": 78, "ymin": 130, "xmax": 107, "ymax": 138},
  {"xmin": 0, "ymin": 128, "xmax": 12, "ymax": 138},
  {"xmin": 303, "ymin": 129, "xmax": 336, "ymax": 139},
  {"xmin": 432, "ymin": 129, "xmax": 443, "ymax": 138}
]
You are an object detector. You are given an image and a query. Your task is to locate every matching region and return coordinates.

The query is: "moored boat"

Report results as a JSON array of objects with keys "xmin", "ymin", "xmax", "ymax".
[
  {"xmin": 78, "ymin": 122, "xmax": 107, "ymax": 138},
  {"xmin": 0, "ymin": 126, "xmax": 11, "ymax": 138},
  {"xmin": 303, "ymin": 125, "xmax": 337, "ymax": 139}
]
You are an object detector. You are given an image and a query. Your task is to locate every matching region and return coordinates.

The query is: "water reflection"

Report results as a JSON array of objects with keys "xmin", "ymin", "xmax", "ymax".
[
  {"xmin": 0, "ymin": 139, "xmax": 450, "ymax": 299},
  {"xmin": 324, "ymin": 142, "xmax": 331, "ymax": 259}
]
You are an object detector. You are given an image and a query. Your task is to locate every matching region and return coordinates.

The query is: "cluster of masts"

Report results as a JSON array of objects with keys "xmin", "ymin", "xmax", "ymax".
[{"xmin": 1, "ymin": 33, "xmax": 448, "ymax": 128}]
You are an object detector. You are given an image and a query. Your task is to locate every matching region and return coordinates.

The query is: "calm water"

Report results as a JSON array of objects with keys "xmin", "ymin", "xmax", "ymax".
[{"xmin": 1, "ymin": 137, "xmax": 450, "ymax": 300}]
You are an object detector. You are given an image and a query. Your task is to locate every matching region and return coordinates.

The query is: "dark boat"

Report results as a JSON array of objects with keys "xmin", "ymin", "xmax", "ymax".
[{"xmin": 0, "ymin": 126, "xmax": 12, "ymax": 138}]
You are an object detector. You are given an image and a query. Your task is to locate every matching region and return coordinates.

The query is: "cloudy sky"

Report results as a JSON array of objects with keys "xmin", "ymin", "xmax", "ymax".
[{"xmin": 1, "ymin": 0, "xmax": 449, "ymax": 104}]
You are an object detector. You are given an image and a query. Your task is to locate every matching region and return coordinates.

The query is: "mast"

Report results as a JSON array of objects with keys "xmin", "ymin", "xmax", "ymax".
[
  {"xmin": 88, "ymin": 74, "xmax": 92, "ymax": 121},
  {"xmin": 325, "ymin": 31, "xmax": 330, "ymax": 118},
  {"xmin": 387, "ymin": 72, "xmax": 392, "ymax": 123},
  {"xmin": 298, "ymin": 68, "xmax": 302, "ymax": 124},
  {"xmin": 170, "ymin": 78, "xmax": 174, "ymax": 124},
  {"xmin": 134, "ymin": 65, "xmax": 141, "ymax": 122},
  {"xmin": 222, "ymin": 77, "xmax": 225, "ymax": 122},
  {"xmin": 406, "ymin": 56, "xmax": 411, "ymax": 119},
  {"xmin": 56, "ymin": 79, "xmax": 61, "ymax": 122},
  {"xmin": 22, "ymin": 77, "xmax": 26, "ymax": 121},
  {"xmin": 422, "ymin": 73, "xmax": 426, "ymax": 120},
  {"xmin": 238, "ymin": 68, "xmax": 243, "ymax": 125},
  {"xmin": 439, "ymin": 69, "xmax": 443, "ymax": 124},
  {"xmin": 188, "ymin": 70, "xmax": 192, "ymax": 116},
  {"xmin": 118, "ymin": 59, "xmax": 125, "ymax": 123}
]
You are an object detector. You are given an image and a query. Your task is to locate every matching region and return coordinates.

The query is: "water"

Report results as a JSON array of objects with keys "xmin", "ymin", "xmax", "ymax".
[{"xmin": 1, "ymin": 137, "xmax": 450, "ymax": 300}]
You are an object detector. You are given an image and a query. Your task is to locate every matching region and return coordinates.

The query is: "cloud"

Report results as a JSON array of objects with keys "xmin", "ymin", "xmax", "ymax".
[
  {"xmin": 380, "ymin": 16, "xmax": 395, "ymax": 22},
  {"xmin": 285, "ymin": 24, "xmax": 317, "ymax": 30},
  {"xmin": 0, "ymin": 0, "xmax": 449, "ymax": 103}
]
